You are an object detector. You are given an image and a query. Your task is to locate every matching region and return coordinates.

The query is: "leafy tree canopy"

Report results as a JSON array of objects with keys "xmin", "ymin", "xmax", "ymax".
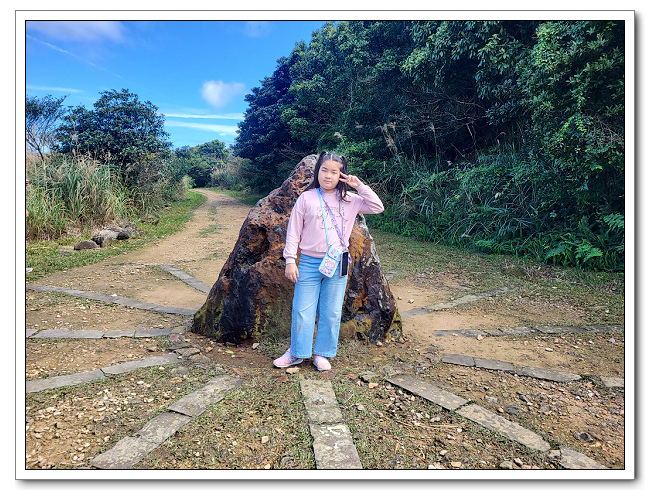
[
  {"xmin": 56, "ymin": 89, "xmax": 172, "ymax": 170},
  {"xmin": 26, "ymin": 94, "xmax": 67, "ymax": 162}
]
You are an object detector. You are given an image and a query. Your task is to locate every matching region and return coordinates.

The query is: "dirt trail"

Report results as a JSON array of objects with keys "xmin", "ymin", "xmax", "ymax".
[
  {"xmin": 25, "ymin": 188, "xmax": 626, "ymax": 470},
  {"xmin": 26, "ymin": 188, "xmax": 621, "ymax": 376}
]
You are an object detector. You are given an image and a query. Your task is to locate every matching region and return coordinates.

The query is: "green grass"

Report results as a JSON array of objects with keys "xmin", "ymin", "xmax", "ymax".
[{"xmin": 25, "ymin": 190, "xmax": 206, "ymax": 283}]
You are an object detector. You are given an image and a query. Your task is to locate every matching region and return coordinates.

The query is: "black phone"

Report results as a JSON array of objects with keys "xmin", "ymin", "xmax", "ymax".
[{"xmin": 340, "ymin": 252, "xmax": 349, "ymax": 276}]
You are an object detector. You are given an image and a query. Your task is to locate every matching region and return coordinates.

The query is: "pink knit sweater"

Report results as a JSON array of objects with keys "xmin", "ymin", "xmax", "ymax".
[{"xmin": 283, "ymin": 184, "xmax": 384, "ymax": 264}]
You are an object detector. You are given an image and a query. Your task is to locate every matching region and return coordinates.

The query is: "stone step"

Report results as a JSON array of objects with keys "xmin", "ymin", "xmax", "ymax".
[
  {"xmin": 89, "ymin": 375, "xmax": 243, "ymax": 469},
  {"xmin": 300, "ymin": 379, "xmax": 362, "ymax": 469}
]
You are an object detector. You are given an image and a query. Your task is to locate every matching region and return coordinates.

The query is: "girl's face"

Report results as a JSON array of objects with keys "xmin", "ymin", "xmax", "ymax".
[{"xmin": 318, "ymin": 160, "xmax": 342, "ymax": 193}]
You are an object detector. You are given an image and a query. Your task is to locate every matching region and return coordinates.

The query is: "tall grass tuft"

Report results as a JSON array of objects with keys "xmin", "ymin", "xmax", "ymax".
[{"xmin": 26, "ymin": 153, "xmax": 132, "ymax": 240}]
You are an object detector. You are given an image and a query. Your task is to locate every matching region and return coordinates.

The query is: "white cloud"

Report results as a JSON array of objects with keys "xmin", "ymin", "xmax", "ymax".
[
  {"xmin": 26, "ymin": 84, "xmax": 82, "ymax": 94},
  {"xmin": 244, "ymin": 21, "xmax": 272, "ymax": 38},
  {"xmin": 165, "ymin": 120, "xmax": 239, "ymax": 136},
  {"xmin": 201, "ymin": 81, "xmax": 247, "ymax": 109},
  {"xmin": 26, "ymin": 35, "xmax": 124, "ymax": 79},
  {"xmin": 26, "ymin": 21, "xmax": 126, "ymax": 42},
  {"xmin": 163, "ymin": 112, "xmax": 243, "ymax": 120}
]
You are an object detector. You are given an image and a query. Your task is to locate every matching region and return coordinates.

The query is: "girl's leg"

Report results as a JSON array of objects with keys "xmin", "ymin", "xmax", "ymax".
[
  {"xmin": 290, "ymin": 255, "xmax": 323, "ymax": 358},
  {"xmin": 312, "ymin": 262, "xmax": 348, "ymax": 358}
]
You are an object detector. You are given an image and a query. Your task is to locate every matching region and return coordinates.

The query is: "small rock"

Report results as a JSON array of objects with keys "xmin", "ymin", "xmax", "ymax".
[
  {"xmin": 252, "ymin": 343, "xmax": 260, "ymax": 349},
  {"xmin": 477, "ymin": 334, "xmax": 483, "ymax": 340},
  {"xmin": 74, "ymin": 240, "xmax": 99, "ymax": 251},
  {"xmin": 450, "ymin": 461, "xmax": 462, "ymax": 468},
  {"xmin": 261, "ymin": 436, "xmax": 270, "ymax": 444},
  {"xmin": 513, "ymin": 458, "xmax": 523, "ymax": 466},
  {"xmin": 499, "ymin": 460, "xmax": 514, "ymax": 470},
  {"xmin": 574, "ymin": 431, "xmax": 594, "ymax": 442},
  {"xmin": 286, "ymin": 367, "xmax": 300, "ymax": 374},
  {"xmin": 407, "ymin": 299, "xmax": 414, "ymax": 304}
]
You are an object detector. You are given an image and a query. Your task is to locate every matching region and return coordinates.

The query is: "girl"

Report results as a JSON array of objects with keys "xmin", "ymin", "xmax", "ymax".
[{"xmin": 274, "ymin": 151, "xmax": 384, "ymax": 371}]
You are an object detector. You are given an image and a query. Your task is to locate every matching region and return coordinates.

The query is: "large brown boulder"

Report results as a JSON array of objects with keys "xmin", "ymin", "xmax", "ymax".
[{"xmin": 191, "ymin": 154, "xmax": 402, "ymax": 346}]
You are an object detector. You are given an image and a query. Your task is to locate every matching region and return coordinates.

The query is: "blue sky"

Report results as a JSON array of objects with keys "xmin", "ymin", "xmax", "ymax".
[{"xmin": 24, "ymin": 19, "xmax": 328, "ymax": 149}]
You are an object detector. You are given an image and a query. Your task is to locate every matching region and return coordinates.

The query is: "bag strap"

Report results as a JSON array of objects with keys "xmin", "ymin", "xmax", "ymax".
[
  {"xmin": 318, "ymin": 188, "xmax": 346, "ymax": 250},
  {"xmin": 317, "ymin": 188, "xmax": 331, "ymax": 247}
]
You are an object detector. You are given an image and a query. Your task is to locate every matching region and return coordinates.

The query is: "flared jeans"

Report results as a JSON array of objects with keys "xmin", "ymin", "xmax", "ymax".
[{"xmin": 290, "ymin": 254, "xmax": 348, "ymax": 359}]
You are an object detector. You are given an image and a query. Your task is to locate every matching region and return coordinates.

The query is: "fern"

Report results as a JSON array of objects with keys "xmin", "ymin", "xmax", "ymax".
[{"xmin": 603, "ymin": 212, "xmax": 624, "ymax": 230}]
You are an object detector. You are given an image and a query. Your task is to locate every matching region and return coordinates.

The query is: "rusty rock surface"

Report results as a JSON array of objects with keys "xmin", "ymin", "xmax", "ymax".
[{"xmin": 191, "ymin": 155, "xmax": 402, "ymax": 345}]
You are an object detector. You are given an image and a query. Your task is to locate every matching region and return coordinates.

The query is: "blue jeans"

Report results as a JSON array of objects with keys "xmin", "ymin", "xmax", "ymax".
[{"xmin": 290, "ymin": 254, "xmax": 348, "ymax": 359}]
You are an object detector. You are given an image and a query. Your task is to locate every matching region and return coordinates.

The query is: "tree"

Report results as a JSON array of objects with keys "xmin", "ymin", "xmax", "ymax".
[
  {"xmin": 26, "ymin": 94, "xmax": 67, "ymax": 162},
  {"xmin": 192, "ymin": 139, "xmax": 228, "ymax": 167},
  {"xmin": 56, "ymin": 89, "xmax": 172, "ymax": 174},
  {"xmin": 518, "ymin": 21, "xmax": 625, "ymax": 221},
  {"xmin": 234, "ymin": 56, "xmax": 296, "ymax": 192},
  {"xmin": 401, "ymin": 21, "xmax": 539, "ymax": 160}
]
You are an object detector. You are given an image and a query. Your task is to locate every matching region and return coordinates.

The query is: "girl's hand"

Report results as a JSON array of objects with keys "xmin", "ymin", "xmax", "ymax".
[
  {"xmin": 339, "ymin": 173, "xmax": 362, "ymax": 189},
  {"xmin": 285, "ymin": 263, "xmax": 299, "ymax": 283}
]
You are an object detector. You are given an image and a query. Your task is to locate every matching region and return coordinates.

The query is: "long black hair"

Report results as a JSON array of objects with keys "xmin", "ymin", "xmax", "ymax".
[{"xmin": 306, "ymin": 151, "xmax": 349, "ymax": 201}]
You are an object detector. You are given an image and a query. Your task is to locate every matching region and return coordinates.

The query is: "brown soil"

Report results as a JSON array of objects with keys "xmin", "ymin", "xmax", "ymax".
[{"xmin": 24, "ymin": 189, "xmax": 626, "ymax": 471}]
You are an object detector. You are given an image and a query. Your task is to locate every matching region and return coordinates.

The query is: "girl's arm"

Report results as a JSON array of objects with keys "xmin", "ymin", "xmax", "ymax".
[{"xmin": 340, "ymin": 174, "xmax": 384, "ymax": 214}]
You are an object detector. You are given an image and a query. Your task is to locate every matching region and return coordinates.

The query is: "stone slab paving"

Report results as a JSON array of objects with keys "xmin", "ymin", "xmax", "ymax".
[
  {"xmin": 88, "ymin": 436, "xmax": 160, "ymax": 470},
  {"xmin": 493, "ymin": 326, "xmax": 538, "ymax": 335},
  {"xmin": 401, "ymin": 286, "xmax": 521, "ymax": 317},
  {"xmin": 516, "ymin": 365, "xmax": 582, "ymax": 383},
  {"xmin": 442, "ymin": 352, "xmax": 586, "ymax": 383},
  {"xmin": 101, "ymin": 353, "xmax": 182, "ymax": 376},
  {"xmin": 534, "ymin": 325, "xmax": 587, "ymax": 334},
  {"xmin": 104, "ymin": 329, "xmax": 137, "ymax": 338},
  {"xmin": 157, "ymin": 265, "xmax": 213, "ymax": 294},
  {"xmin": 26, "ymin": 327, "xmax": 184, "ymax": 339},
  {"xmin": 26, "ymin": 353, "xmax": 182, "ymax": 393},
  {"xmin": 300, "ymin": 379, "xmax": 362, "ymax": 469},
  {"xmin": 387, "ymin": 374, "xmax": 607, "ymax": 469},
  {"xmin": 32, "ymin": 329, "xmax": 104, "ymax": 339},
  {"xmin": 558, "ymin": 446, "xmax": 608, "ymax": 470},
  {"xmin": 135, "ymin": 412, "xmax": 193, "ymax": 444},
  {"xmin": 25, "ymin": 283, "xmax": 197, "ymax": 316},
  {"xmin": 168, "ymin": 375, "xmax": 243, "ymax": 417},
  {"xmin": 583, "ymin": 324, "xmax": 624, "ymax": 333},
  {"xmin": 26, "ymin": 369, "xmax": 105, "ymax": 394},
  {"xmin": 600, "ymin": 376, "xmax": 624, "ymax": 388},
  {"xmin": 26, "ymin": 267, "xmax": 624, "ymax": 470},
  {"xmin": 441, "ymin": 353, "xmax": 475, "ymax": 367},
  {"xmin": 386, "ymin": 374, "xmax": 469, "ymax": 411},
  {"xmin": 429, "ymin": 324, "xmax": 623, "ymax": 338},
  {"xmin": 456, "ymin": 403, "xmax": 551, "ymax": 452},
  {"xmin": 474, "ymin": 357, "xmax": 515, "ymax": 373},
  {"xmin": 309, "ymin": 423, "xmax": 363, "ymax": 469},
  {"xmin": 89, "ymin": 375, "xmax": 242, "ymax": 469}
]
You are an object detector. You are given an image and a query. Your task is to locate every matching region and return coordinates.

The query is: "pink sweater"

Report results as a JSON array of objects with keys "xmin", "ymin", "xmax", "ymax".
[{"xmin": 283, "ymin": 184, "xmax": 384, "ymax": 264}]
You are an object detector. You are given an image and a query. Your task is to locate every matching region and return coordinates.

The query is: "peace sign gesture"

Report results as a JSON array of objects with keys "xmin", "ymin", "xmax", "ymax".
[{"xmin": 339, "ymin": 173, "xmax": 362, "ymax": 189}]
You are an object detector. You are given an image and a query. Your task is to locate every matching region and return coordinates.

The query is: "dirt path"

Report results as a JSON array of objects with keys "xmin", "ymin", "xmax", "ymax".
[
  {"xmin": 24, "ymin": 189, "xmax": 626, "ymax": 470},
  {"xmin": 26, "ymin": 188, "xmax": 624, "ymax": 376}
]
